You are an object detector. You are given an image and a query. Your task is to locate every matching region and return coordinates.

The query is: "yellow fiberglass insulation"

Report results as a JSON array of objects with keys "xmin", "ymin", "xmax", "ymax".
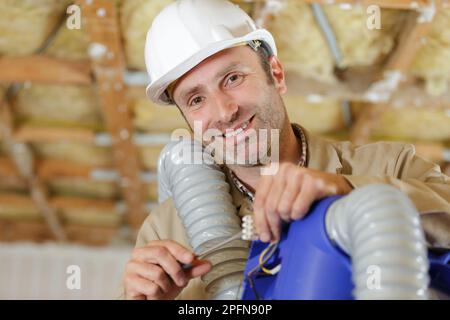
[
  {"xmin": 323, "ymin": 6, "xmax": 405, "ymax": 68},
  {"xmin": 32, "ymin": 141, "xmax": 114, "ymax": 167},
  {"xmin": 0, "ymin": 194, "xmax": 122, "ymax": 227},
  {"xmin": 13, "ymin": 84, "xmax": 103, "ymax": 128},
  {"xmin": 284, "ymin": 95, "xmax": 345, "ymax": 134},
  {"xmin": 133, "ymin": 99, "xmax": 188, "ymax": 132},
  {"xmin": 45, "ymin": 24, "xmax": 89, "ymax": 60},
  {"xmin": 0, "ymin": 0, "xmax": 71, "ymax": 55},
  {"xmin": 373, "ymin": 107, "xmax": 450, "ymax": 141},
  {"xmin": 48, "ymin": 178, "xmax": 120, "ymax": 199},
  {"xmin": 139, "ymin": 145, "xmax": 164, "ymax": 170},
  {"xmin": 0, "ymin": 197, "xmax": 40, "ymax": 221},
  {"xmin": 264, "ymin": 2, "xmax": 404, "ymax": 82},
  {"xmin": 264, "ymin": 2, "xmax": 336, "ymax": 83},
  {"xmin": 412, "ymin": 9, "xmax": 450, "ymax": 96},
  {"xmin": 61, "ymin": 206, "xmax": 122, "ymax": 228},
  {"xmin": 120, "ymin": 0, "xmax": 174, "ymax": 70},
  {"xmin": 32, "ymin": 141, "xmax": 166, "ymax": 172}
]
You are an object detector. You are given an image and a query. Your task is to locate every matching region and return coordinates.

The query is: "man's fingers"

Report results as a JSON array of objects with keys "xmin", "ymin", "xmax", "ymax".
[
  {"xmin": 256, "ymin": 205, "xmax": 271, "ymax": 243},
  {"xmin": 147, "ymin": 264, "xmax": 173, "ymax": 294},
  {"xmin": 186, "ymin": 259, "xmax": 212, "ymax": 278},
  {"xmin": 254, "ymin": 175, "xmax": 273, "ymax": 209},
  {"xmin": 127, "ymin": 274, "xmax": 163, "ymax": 300},
  {"xmin": 125, "ymin": 285, "xmax": 146, "ymax": 300},
  {"xmin": 264, "ymin": 185, "xmax": 284, "ymax": 241},
  {"xmin": 263, "ymin": 164, "xmax": 287, "ymax": 215},
  {"xmin": 277, "ymin": 169, "xmax": 303, "ymax": 220},
  {"xmin": 263, "ymin": 164, "xmax": 297, "ymax": 241},
  {"xmin": 291, "ymin": 177, "xmax": 318, "ymax": 220},
  {"xmin": 128, "ymin": 261, "xmax": 172, "ymax": 294},
  {"xmin": 266, "ymin": 211, "xmax": 281, "ymax": 242},
  {"xmin": 148, "ymin": 240, "xmax": 194, "ymax": 264},
  {"xmin": 254, "ymin": 174, "xmax": 273, "ymax": 242},
  {"xmin": 149, "ymin": 247, "xmax": 187, "ymax": 287},
  {"xmin": 133, "ymin": 246, "xmax": 187, "ymax": 287}
]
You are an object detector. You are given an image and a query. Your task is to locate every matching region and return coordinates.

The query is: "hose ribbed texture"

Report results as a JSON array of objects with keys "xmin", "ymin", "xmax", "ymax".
[
  {"xmin": 326, "ymin": 184, "xmax": 430, "ymax": 299},
  {"xmin": 158, "ymin": 139, "xmax": 248, "ymax": 299}
]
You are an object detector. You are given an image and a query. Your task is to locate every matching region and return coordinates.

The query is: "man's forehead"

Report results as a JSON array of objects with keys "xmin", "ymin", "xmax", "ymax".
[
  {"xmin": 172, "ymin": 46, "xmax": 258, "ymax": 98},
  {"xmin": 194, "ymin": 45, "xmax": 256, "ymax": 73}
]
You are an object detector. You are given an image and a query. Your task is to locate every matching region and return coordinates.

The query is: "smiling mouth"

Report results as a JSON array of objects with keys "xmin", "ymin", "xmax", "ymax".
[{"xmin": 222, "ymin": 115, "xmax": 255, "ymax": 138}]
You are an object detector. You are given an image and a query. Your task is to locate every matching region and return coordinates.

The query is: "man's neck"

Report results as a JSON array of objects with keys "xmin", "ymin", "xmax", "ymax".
[{"xmin": 227, "ymin": 123, "xmax": 301, "ymax": 192}]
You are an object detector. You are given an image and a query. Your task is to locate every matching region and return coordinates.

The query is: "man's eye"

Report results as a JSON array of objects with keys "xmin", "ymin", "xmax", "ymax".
[
  {"xmin": 189, "ymin": 96, "xmax": 203, "ymax": 107},
  {"xmin": 225, "ymin": 74, "xmax": 244, "ymax": 87},
  {"xmin": 229, "ymin": 74, "xmax": 239, "ymax": 82}
]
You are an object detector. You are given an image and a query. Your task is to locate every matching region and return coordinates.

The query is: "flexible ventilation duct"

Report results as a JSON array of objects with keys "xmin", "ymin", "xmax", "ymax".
[
  {"xmin": 326, "ymin": 184, "xmax": 430, "ymax": 299},
  {"xmin": 158, "ymin": 139, "xmax": 249, "ymax": 299}
]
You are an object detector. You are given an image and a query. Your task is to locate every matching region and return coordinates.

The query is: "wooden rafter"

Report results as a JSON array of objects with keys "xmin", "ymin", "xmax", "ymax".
[
  {"xmin": 0, "ymin": 55, "xmax": 91, "ymax": 85},
  {"xmin": 0, "ymin": 157, "xmax": 159, "ymax": 185},
  {"xmin": 382, "ymin": 10, "xmax": 436, "ymax": 75},
  {"xmin": 0, "ymin": 220, "xmax": 119, "ymax": 245},
  {"xmin": 0, "ymin": 193, "xmax": 116, "ymax": 211},
  {"xmin": 37, "ymin": 159, "xmax": 108, "ymax": 180},
  {"xmin": 250, "ymin": 0, "xmax": 433, "ymax": 10},
  {"xmin": 349, "ymin": 103, "xmax": 387, "ymax": 145},
  {"xmin": 13, "ymin": 126, "xmax": 96, "ymax": 143},
  {"xmin": 0, "ymin": 193, "xmax": 122, "ymax": 245},
  {"xmin": 310, "ymin": 0, "xmax": 430, "ymax": 10},
  {"xmin": 76, "ymin": 0, "xmax": 146, "ymax": 233},
  {"xmin": 0, "ymin": 98, "xmax": 66, "ymax": 241}
]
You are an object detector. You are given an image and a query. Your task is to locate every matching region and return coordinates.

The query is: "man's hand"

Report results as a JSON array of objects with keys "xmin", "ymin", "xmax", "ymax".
[
  {"xmin": 253, "ymin": 163, "xmax": 353, "ymax": 243},
  {"xmin": 124, "ymin": 239, "xmax": 212, "ymax": 300}
]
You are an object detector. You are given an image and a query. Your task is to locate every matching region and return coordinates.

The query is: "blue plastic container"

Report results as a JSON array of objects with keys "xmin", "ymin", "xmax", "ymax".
[{"xmin": 241, "ymin": 195, "xmax": 450, "ymax": 300}]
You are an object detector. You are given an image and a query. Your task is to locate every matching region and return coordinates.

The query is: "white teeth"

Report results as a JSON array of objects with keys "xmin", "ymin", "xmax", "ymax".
[{"xmin": 223, "ymin": 120, "xmax": 250, "ymax": 138}]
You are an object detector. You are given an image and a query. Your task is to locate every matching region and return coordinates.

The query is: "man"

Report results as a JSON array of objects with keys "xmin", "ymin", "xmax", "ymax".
[{"xmin": 123, "ymin": 0, "xmax": 450, "ymax": 300}]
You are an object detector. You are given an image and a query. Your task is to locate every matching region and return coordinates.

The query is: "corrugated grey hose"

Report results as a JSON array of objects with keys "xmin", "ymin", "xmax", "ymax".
[
  {"xmin": 326, "ymin": 184, "xmax": 430, "ymax": 299},
  {"xmin": 158, "ymin": 139, "xmax": 249, "ymax": 300}
]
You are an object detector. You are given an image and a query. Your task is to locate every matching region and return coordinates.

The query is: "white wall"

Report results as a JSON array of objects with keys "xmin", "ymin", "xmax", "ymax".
[{"xmin": 0, "ymin": 242, "xmax": 132, "ymax": 299}]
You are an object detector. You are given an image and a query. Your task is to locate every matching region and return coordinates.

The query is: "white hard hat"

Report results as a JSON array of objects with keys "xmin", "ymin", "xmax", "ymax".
[{"xmin": 144, "ymin": 0, "xmax": 277, "ymax": 105}]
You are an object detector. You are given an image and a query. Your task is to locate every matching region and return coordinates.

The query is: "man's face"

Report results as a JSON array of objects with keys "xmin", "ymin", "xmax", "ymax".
[{"xmin": 172, "ymin": 45, "xmax": 288, "ymax": 166}]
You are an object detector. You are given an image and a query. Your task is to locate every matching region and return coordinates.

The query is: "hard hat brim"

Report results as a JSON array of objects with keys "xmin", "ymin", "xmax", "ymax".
[{"xmin": 146, "ymin": 29, "xmax": 277, "ymax": 105}]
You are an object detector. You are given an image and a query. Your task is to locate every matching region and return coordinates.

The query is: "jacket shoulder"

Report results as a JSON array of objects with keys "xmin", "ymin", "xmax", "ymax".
[
  {"xmin": 135, "ymin": 198, "xmax": 190, "ymax": 249},
  {"xmin": 329, "ymin": 139, "xmax": 412, "ymax": 175},
  {"xmin": 331, "ymin": 139, "xmax": 408, "ymax": 156}
]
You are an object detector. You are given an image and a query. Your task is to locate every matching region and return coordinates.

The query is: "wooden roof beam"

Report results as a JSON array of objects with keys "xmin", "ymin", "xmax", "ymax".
[
  {"xmin": 76, "ymin": 0, "xmax": 147, "ymax": 233},
  {"xmin": 0, "ymin": 55, "xmax": 92, "ymax": 85}
]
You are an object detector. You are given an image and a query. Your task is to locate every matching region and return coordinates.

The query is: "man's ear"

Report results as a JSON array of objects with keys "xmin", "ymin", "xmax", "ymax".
[{"xmin": 269, "ymin": 56, "xmax": 287, "ymax": 94}]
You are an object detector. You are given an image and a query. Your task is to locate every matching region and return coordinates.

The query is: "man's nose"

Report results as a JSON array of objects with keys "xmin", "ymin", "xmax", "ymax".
[{"xmin": 213, "ymin": 91, "xmax": 238, "ymax": 124}]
